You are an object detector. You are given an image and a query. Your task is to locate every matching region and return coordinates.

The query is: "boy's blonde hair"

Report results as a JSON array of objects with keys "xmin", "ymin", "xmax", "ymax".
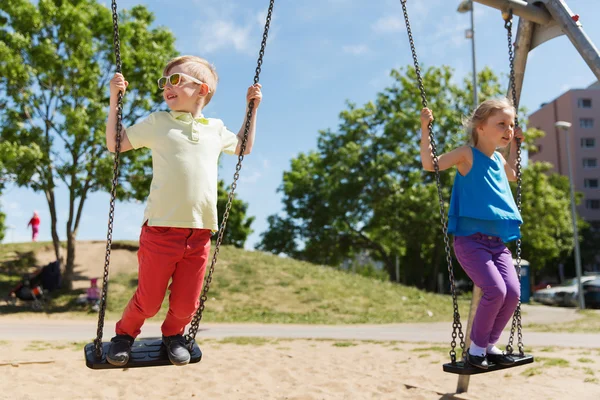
[
  {"xmin": 464, "ymin": 97, "xmax": 515, "ymax": 145},
  {"xmin": 164, "ymin": 55, "xmax": 219, "ymax": 104}
]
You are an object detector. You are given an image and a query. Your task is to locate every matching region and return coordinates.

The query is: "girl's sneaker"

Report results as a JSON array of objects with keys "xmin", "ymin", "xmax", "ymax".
[
  {"xmin": 466, "ymin": 348, "xmax": 489, "ymax": 370},
  {"xmin": 487, "ymin": 352, "xmax": 516, "ymax": 366}
]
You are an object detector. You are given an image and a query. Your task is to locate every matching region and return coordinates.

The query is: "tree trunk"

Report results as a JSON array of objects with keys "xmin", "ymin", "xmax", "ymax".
[
  {"xmin": 45, "ymin": 189, "xmax": 61, "ymax": 263},
  {"xmin": 63, "ymin": 231, "xmax": 76, "ymax": 291},
  {"xmin": 384, "ymin": 256, "xmax": 396, "ymax": 282}
]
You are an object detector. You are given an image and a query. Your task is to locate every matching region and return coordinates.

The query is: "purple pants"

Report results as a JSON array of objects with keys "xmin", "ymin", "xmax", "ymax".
[{"xmin": 453, "ymin": 233, "xmax": 520, "ymax": 348}]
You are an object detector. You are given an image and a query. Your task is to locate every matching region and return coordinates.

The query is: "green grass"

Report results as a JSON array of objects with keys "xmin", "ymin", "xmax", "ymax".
[
  {"xmin": 412, "ymin": 346, "xmax": 448, "ymax": 355},
  {"xmin": 24, "ymin": 341, "xmax": 88, "ymax": 352},
  {"xmin": 525, "ymin": 309, "xmax": 600, "ymax": 333},
  {"xmin": 521, "ymin": 366, "xmax": 543, "ymax": 377},
  {"xmin": 535, "ymin": 357, "xmax": 570, "ymax": 367},
  {"xmin": 521, "ymin": 357, "xmax": 572, "ymax": 377},
  {"xmin": 217, "ymin": 337, "xmax": 273, "ymax": 346},
  {"xmin": 578, "ymin": 358, "xmax": 595, "ymax": 364},
  {"xmin": 2, "ymin": 242, "xmax": 471, "ymax": 324},
  {"xmin": 0, "ymin": 241, "xmax": 61, "ymax": 260},
  {"xmin": 582, "ymin": 367, "xmax": 595, "ymax": 376},
  {"xmin": 333, "ymin": 342, "xmax": 357, "ymax": 347}
]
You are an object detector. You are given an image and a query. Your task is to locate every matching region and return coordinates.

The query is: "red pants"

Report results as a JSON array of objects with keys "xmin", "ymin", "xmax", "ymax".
[{"xmin": 115, "ymin": 224, "xmax": 212, "ymax": 338}]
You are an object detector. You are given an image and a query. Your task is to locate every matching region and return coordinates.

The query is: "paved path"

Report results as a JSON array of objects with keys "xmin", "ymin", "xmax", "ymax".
[{"xmin": 1, "ymin": 318, "xmax": 598, "ymax": 349}]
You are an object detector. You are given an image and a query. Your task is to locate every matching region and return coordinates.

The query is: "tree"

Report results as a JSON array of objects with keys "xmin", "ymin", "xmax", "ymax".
[
  {"xmin": 258, "ymin": 66, "xmax": 504, "ymax": 290},
  {"xmin": 514, "ymin": 162, "xmax": 584, "ymax": 285},
  {"xmin": 216, "ymin": 180, "xmax": 254, "ymax": 248},
  {"xmin": 0, "ymin": 204, "xmax": 5, "ymax": 243},
  {"xmin": 257, "ymin": 65, "xmax": 574, "ymax": 291},
  {"xmin": 0, "ymin": 0, "xmax": 177, "ymax": 289}
]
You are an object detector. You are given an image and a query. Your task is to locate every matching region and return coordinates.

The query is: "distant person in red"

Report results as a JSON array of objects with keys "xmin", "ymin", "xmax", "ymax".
[{"xmin": 27, "ymin": 211, "xmax": 41, "ymax": 242}]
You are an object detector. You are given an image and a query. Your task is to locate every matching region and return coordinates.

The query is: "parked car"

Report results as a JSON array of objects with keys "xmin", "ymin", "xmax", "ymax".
[
  {"xmin": 533, "ymin": 276, "xmax": 599, "ymax": 307},
  {"xmin": 532, "ymin": 280, "xmax": 557, "ymax": 292},
  {"xmin": 583, "ymin": 278, "xmax": 600, "ymax": 309}
]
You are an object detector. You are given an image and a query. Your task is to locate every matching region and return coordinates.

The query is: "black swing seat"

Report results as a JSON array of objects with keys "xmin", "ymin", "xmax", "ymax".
[
  {"xmin": 84, "ymin": 337, "xmax": 202, "ymax": 369},
  {"xmin": 443, "ymin": 354, "xmax": 534, "ymax": 375}
]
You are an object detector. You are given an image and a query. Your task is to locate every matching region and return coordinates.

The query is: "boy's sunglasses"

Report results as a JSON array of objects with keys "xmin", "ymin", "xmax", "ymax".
[{"xmin": 157, "ymin": 73, "xmax": 208, "ymax": 91}]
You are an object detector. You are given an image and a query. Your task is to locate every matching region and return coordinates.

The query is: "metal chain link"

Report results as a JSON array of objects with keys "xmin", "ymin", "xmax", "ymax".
[
  {"xmin": 503, "ymin": 10, "xmax": 525, "ymax": 356},
  {"xmin": 94, "ymin": 0, "xmax": 124, "ymax": 359},
  {"xmin": 400, "ymin": 0, "xmax": 465, "ymax": 364},
  {"xmin": 185, "ymin": 0, "xmax": 275, "ymax": 346}
]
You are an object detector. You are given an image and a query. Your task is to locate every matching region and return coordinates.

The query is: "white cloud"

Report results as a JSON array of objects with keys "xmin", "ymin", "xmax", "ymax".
[
  {"xmin": 240, "ymin": 170, "xmax": 262, "ymax": 184},
  {"xmin": 237, "ymin": 156, "xmax": 271, "ymax": 185},
  {"xmin": 372, "ymin": 16, "xmax": 403, "ymax": 34},
  {"xmin": 200, "ymin": 20, "xmax": 254, "ymax": 54},
  {"xmin": 342, "ymin": 44, "xmax": 369, "ymax": 55},
  {"xmin": 192, "ymin": 1, "xmax": 274, "ymax": 55},
  {"xmin": 369, "ymin": 68, "xmax": 395, "ymax": 89}
]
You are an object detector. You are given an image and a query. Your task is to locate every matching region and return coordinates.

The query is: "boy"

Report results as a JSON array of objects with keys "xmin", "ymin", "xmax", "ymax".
[{"xmin": 105, "ymin": 55, "xmax": 262, "ymax": 366}]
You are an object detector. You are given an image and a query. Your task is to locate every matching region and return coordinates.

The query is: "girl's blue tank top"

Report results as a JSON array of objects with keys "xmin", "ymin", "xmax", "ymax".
[{"xmin": 448, "ymin": 146, "xmax": 523, "ymax": 242}]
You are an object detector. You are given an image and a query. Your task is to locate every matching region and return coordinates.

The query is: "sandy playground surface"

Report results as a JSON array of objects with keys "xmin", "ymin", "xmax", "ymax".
[
  {"xmin": 1, "ymin": 337, "xmax": 600, "ymax": 400},
  {"xmin": 3, "ymin": 242, "xmax": 599, "ymax": 399}
]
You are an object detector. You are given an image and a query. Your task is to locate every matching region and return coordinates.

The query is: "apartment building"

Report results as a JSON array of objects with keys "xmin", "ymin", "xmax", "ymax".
[{"xmin": 528, "ymin": 81, "xmax": 600, "ymax": 224}]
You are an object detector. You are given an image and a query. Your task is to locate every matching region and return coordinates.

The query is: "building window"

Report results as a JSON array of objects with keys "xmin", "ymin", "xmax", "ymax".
[
  {"xmin": 585, "ymin": 179, "xmax": 599, "ymax": 188},
  {"xmin": 578, "ymin": 98, "xmax": 592, "ymax": 108},
  {"xmin": 583, "ymin": 158, "xmax": 598, "ymax": 168},
  {"xmin": 586, "ymin": 199, "xmax": 600, "ymax": 209},
  {"xmin": 581, "ymin": 138, "xmax": 596, "ymax": 148},
  {"xmin": 580, "ymin": 118, "xmax": 594, "ymax": 128}
]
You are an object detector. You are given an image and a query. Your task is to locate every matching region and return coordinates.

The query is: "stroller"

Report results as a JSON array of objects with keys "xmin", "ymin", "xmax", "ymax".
[{"xmin": 5, "ymin": 260, "xmax": 62, "ymax": 310}]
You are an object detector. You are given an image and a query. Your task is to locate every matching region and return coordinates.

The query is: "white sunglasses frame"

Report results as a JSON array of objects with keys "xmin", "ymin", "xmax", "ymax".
[{"xmin": 157, "ymin": 72, "xmax": 210, "ymax": 92}]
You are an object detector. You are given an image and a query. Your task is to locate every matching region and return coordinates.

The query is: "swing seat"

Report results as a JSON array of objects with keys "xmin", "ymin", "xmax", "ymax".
[
  {"xmin": 84, "ymin": 337, "xmax": 202, "ymax": 369},
  {"xmin": 443, "ymin": 354, "xmax": 534, "ymax": 375}
]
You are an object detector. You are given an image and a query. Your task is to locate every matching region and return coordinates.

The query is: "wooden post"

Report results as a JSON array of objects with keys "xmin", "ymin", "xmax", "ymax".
[{"xmin": 456, "ymin": 286, "xmax": 483, "ymax": 394}]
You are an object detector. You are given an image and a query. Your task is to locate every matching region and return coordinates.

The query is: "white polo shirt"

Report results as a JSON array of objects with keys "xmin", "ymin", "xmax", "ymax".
[{"xmin": 126, "ymin": 111, "xmax": 239, "ymax": 231}]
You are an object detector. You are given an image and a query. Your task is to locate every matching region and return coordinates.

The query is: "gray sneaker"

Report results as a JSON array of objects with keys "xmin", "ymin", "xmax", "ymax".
[
  {"xmin": 162, "ymin": 334, "xmax": 191, "ymax": 366},
  {"xmin": 106, "ymin": 334, "xmax": 134, "ymax": 367}
]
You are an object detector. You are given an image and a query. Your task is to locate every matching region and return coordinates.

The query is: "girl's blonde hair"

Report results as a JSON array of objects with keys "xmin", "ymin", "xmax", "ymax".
[
  {"xmin": 463, "ymin": 97, "xmax": 515, "ymax": 145},
  {"xmin": 164, "ymin": 55, "xmax": 219, "ymax": 104}
]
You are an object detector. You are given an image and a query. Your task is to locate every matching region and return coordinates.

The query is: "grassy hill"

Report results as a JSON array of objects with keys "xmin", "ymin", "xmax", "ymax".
[{"xmin": 1, "ymin": 241, "xmax": 469, "ymax": 324}]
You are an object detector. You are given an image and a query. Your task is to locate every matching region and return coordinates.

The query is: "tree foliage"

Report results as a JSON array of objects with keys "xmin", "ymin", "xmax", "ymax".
[
  {"xmin": 216, "ymin": 180, "xmax": 254, "ymax": 248},
  {"xmin": 1, "ymin": 0, "xmax": 255, "ymax": 279},
  {"xmin": 513, "ymin": 162, "xmax": 584, "ymax": 283},
  {"xmin": 0, "ymin": 0, "xmax": 177, "ymax": 288},
  {"xmin": 257, "ymin": 65, "xmax": 574, "ymax": 291}
]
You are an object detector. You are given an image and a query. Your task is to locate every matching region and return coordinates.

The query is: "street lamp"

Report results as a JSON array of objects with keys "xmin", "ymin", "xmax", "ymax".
[
  {"xmin": 457, "ymin": 0, "xmax": 478, "ymax": 107},
  {"xmin": 555, "ymin": 120, "xmax": 585, "ymax": 310}
]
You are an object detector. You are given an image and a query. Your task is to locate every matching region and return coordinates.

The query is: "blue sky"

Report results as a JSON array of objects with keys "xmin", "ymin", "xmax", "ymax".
[{"xmin": 2, "ymin": 0, "xmax": 599, "ymax": 247}]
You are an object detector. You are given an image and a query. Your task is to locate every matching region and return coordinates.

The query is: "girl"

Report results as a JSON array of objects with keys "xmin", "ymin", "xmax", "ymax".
[
  {"xmin": 420, "ymin": 98, "xmax": 524, "ymax": 370},
  {"xmin": 27, "ymin": 211, "xmax": 40, "ymax": 242}
]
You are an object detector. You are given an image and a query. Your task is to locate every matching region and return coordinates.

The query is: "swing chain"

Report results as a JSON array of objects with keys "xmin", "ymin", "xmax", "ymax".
[
  {"xmin": 503, "ymin": 8, "xmax": 525, "ymax": 356},
  {"xmin": 94, "ymin": 0, "xmax": 125, "ymax": 359},
  {"xmin": 400, "ymin": 0, "xmax": 465, "ymax": 364},
  {"xmin": 185, "ymin": 0, "xmax": 275, "ymax": 346}
]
